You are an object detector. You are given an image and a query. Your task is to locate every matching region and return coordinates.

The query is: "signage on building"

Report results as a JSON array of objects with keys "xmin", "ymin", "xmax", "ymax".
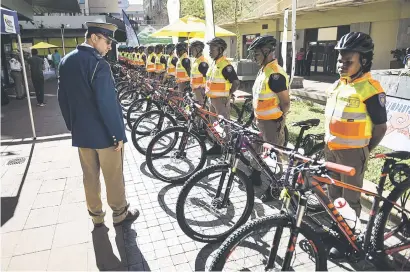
[{"xmin": 245, "ymin": 35, "xmax": 257, "ymax": 45}]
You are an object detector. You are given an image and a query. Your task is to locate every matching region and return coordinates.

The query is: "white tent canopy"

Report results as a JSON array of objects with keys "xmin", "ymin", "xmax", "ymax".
[{"xmin": 1, "ymin": 7, "xmax": 36, "ymax": 139}]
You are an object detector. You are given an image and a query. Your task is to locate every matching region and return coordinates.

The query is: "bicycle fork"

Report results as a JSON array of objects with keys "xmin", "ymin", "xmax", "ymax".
[
  {"xmin": 266, "ymin": 195, "xmax": 308, "ymax": 270},
  {"xmin": 214, "ymin": 154, "xmax": 236, "ymax": 208}
]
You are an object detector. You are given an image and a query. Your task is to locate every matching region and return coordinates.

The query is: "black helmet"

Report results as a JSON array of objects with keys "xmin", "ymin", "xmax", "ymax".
[
  {"xmin": 335, "ymin": 32, "xmax": 374, "ymax": 53},
  {"xmin": 147, "ymin": 45, "xmax": 154, "ymax": 51},
  {"xmin": 190, "ymin": 40, "xmax": 205, "ymax": 50},
  {"xmin": 139, "ymin": 45, "xmax": 146, "ymax": 49},
  {"xmin": 175, "ymin": 42, "xmax": 187, "ymax": 52},
  {"xmin": 207, "ymin": 38, "xmax": 227, "ymax": 51},
  {"xmin": 155, "ymin": 44, "xmax": 164, "ymax": 51},
  {"xmin": 165, "ymin": 43, "xmax": 175, "ymax": 50},
  {"xmin": 248, "ymin": 35, "xmax": 276, "ymax": 51}
]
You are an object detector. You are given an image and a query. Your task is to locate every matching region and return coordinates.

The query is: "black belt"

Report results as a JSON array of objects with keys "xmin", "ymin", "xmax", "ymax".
[{"xmin": 11, "ymin": 70, "xmax": 21, "ymax": 72}]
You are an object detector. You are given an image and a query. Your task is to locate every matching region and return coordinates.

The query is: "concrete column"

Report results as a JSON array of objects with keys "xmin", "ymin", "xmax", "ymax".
[{"xmin": 396, "ymin": 18, "xmax": 410, "ymax": 49}]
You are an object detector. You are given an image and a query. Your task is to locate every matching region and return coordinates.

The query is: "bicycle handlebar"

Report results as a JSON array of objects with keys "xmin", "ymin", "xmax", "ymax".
[{"xmin": 262, "ymin": 143, "xmax": 356, "ymax": 176}]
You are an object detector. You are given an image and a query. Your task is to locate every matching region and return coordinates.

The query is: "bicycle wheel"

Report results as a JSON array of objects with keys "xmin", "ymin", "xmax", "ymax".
[
  {"xmin": 145, "ymin": 126, "xmax": 207, "ymax": 183},
  {"xmin": 176, "ymin": 164, "xmax": 254, "ymax": 243},
  {"xmin": 126, "ymin": 98, "xmax": 161, "ymax": 129},
  {"xmin": 209, "ymin": 214, "xmax": 327, "ymax": 271},
  {"xmin": 119, "ymin": 90, "xmax": 139, "ymax": 112},
  {"xmin": 131, "ymin": 110, "xmax": 177, "ymax": 155},
  {"xmin": 372, "ymin": 179, "xmax": 410, "ymax": 270}
]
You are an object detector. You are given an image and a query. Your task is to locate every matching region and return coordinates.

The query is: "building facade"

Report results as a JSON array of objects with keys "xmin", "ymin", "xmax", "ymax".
[{"xmin": 221, "ymin": 0, "xmax": 410, "ymax": 72}]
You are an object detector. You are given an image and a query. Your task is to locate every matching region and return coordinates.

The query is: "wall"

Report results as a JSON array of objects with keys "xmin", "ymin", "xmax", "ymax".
[
  {"xmin": 371, "ymin": 20, "xmax": 399, "ymax": 69},
  {"xmin": 396, "ymin": 18, "xmax": 410, "ymax": 49},
  {"xmin": 350, "ymin": 22, "xmax": 371, "ymax": 34}
]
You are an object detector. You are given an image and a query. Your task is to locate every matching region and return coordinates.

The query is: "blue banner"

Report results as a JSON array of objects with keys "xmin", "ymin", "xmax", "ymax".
[
  {"xmin": 122, "ymin": 9, "xmax": 139, "ymax": 47},
  {"xmin": 0, "ymin": 7, "xmax": 20, "ymax": 35}
]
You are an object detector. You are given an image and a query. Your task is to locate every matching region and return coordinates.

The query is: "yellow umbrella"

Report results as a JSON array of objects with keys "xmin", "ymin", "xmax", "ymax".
[
  {"xmin": 31, "ymin": 42, "xmax": 58, "ymax": 49},
  {"xmin": 150, "ymin": 15, "xmax": 235, "ymax": 38}
]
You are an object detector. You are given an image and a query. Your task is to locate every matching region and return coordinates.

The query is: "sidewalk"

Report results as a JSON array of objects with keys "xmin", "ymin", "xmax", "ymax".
[{"xmin": 0, "ymin": 78, "xmax": 402, "ymax": 271}]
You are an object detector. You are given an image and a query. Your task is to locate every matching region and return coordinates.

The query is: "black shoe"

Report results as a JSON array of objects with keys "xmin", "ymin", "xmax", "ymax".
[
  {"xmin": 329, "ymin": 247, "xmax": 345, "ymax": 260},
  {"xmin": 249, "ymin": 170, "xmax": 262, "ymax": 186},
  {"xmin": 113, "ymin": 209, "xmax": 140, "ymax": 227},
  {"xmin": 206, "ymin": 145, "xmax": 222, "ymax": 156}
]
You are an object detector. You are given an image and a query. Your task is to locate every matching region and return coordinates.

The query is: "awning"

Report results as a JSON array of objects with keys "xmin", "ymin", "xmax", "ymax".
[{"xmin": 24, "ymin": 0, "xmax": 80, "ymax": 14}]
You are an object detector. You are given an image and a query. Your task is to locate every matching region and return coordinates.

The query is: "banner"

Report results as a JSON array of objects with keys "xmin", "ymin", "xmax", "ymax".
[
  {"xmin": 290, "ymin": 0, "xmax": 296, "ymax": 85},
  {"xmin": 281, "ymin": 9, "xmax": 289, "ymax": 72},
  {"xmin": 122, "ymin": 9, "xmax": 139, "ymax": 47},
  {"xmin": 167, "ymin": 0, "xmax": 180, "ymax": 44},
  {"xmin": 0, "ymin": 7, "xmax": 20, "ymax": 35},
  {"xmin": 203, "ymin": 0, "xmax": 215, "ymax": 60},
  {"xmin": 380, "ymin": 96, "xmax": 410, "ymax": 152}
]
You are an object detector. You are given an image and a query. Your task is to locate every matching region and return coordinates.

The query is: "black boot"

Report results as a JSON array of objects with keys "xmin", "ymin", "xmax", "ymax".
[{"xmin": 249, "ymin": 169, "xmax": 262, "ymax": 186}]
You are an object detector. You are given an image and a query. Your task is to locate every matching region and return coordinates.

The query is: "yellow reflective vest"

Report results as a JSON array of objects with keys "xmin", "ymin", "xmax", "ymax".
[
  {"xmin": 155, "ymin": 53, "xmax": 166, "ymax": 73},
  {"xmin": 325, "ymin": 72, "xmax": 384, "ymax": 150},
  {"xmin": 176, "ymin": 53, "xmax": 190, "ymax": 83},
  {"xmin": 205, "ymin": 56, "xmax": 232, "ymax": 98},
  {"xmin": 252, "ymin": 60, "xmax": 289, "ymax": 120},
  {"xmin": 191, "ymin": 55, "xmax": 207, "ymax": 89},
  {"xmin": 146, "ymin": 52, "xmax": 156, "ymax": 72},
  {"xmin": 166, "ymin": 54, "xmax": 176, "ymax": 77}
]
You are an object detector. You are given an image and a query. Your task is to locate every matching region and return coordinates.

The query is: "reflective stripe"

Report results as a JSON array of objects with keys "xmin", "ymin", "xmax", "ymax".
[
  {"xmin": 326, "ymin": 135, "xmax": 370, "ymax": 147},
  {"xmin": 206, "ymin": 91, "xmax": 229, "ymax": 97},
  {"xmin": 255, "ymin": 106, "xmax": 281, "ymax": 116},
  {"xmin": 258, "ymin": 92, "xmax": 276, "ymax": 99},
  {"xmin": 331, "ymin": 109, "xmax": 367, "ymax": 120}
]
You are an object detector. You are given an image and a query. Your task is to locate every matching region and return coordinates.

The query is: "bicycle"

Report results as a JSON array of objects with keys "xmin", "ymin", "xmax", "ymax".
[
  {"xmin": 175, "ymin": 117, "xmax": 325, "ymax": 243},
  {"xmin": 208, "ymin": 146, "xmax": 410, "ymax": 271}
]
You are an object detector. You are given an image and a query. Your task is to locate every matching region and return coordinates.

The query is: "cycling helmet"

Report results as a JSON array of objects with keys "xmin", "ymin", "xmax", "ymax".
[
  {"xmin": 207, "ymin": 38, "xmax": 227, "ymax": 51},
  {"xmin": 155, "ymin": 44, "xmax": 164, "ymax": 51},
  {"xmin": 190, "ymin": 40, "xmax": 205, "ymax": 50},
  {"xmin": 165, "ymin": 44, "xmax": 175, "ymax": 50},
  {"xmin": 147, "ymin": 45, "xmax": 154, "ymax": 52},
  {"xmin": 335, "ymin": 32, "xmax": 374, "ymax": 53},
  {"xmin": 248, "ymin": 35, "xmax": 277, "ymax": 51},
  {"xmin": 175, "ymin": 42, "xmax": 187, "ymax": 52}
]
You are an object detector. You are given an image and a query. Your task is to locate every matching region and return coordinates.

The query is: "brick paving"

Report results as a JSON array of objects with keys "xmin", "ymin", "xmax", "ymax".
[{"xmin": 0, "ymin": 79, "xmax": 402, "ymax": 271}]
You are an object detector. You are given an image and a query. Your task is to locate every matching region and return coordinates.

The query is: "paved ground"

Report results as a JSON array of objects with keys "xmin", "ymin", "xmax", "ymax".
[{"xmin": 0, "ymin": 78, "xmax": 404, "ymax": 271}]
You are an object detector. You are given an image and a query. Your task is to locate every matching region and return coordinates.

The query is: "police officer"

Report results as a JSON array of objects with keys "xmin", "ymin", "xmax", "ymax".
[
  {"xmin": 137, "ymin": 46, "xmax": 146, "ymax": 69},
  {"xmin": 247, "ymin": 36, "xmax": 290, "ymax": 199},
  {"xmin": 162, "ymin": 44, "xmax": 178, "ymax": 84},
  {"xmin": 146, "ymin": 45, "xmax": 156, "ymax": 77},
  {"xmin": 175, "ymin": 42, "xmax": 191, "ymax": 91},
  {"xmin": 190, "ymin": 41, "xmax": 208, "ymax": 106},
  {"xmin": 206, "ymin": 38, "xmax": 240, "ymax": 155},
  {"xmin": 325, "ymin": 32, "xmax": 387, "ymax": 258},
  {"xmin": 154, "ymin": 44, "xmax": 167, "ymax": 79},
  {"xmin": 58, "ymin": 22, "xmax": 139, "ymax": 228}
]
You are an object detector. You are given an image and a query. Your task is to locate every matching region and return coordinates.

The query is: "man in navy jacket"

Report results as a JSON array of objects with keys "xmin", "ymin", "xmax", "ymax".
[{"xmin": 58, "ymin": 22, "xmax": 139, "ymax": 227}]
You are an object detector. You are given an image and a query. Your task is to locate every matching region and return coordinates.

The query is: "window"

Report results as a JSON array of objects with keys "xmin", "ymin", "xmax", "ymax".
[{"xmin": 78, "ymin": 0, "xmax": 85, "ymax": 4}]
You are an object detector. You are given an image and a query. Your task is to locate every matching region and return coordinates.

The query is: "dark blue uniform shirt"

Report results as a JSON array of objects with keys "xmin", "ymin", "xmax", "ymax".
[{"xmin": 58, "ymin": 45, "xmax": 127, "ymax": 149}]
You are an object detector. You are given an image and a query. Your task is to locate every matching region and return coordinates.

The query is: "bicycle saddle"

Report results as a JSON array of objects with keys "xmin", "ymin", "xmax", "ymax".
[
  {"xmin": 292, "ymin": 119, "xmax": 320, "ymax": 128},
  {"xmin": 377, "ymin": 151, "xmax": 410, "ymax": 160}
]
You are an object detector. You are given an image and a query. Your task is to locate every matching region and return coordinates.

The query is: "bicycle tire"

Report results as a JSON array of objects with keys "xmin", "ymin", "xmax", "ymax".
[
  {"xmin": 176, "ymin": 163, "xmax": 254, "ymax": 243},
  {"xmin": 371, "ymin": 178, "xmax": 410, "ymax": 270},
  {"xmin": 209, "ymin": 214, "xmax": 328, "ymax": 271},
  {"xmin": 145, "ymin": 126, "xmax": 207, "ymax": 183},
  {"xmin": 126, "ymin": 98, "xmax": 161, "ymax": 129},
  {"xmin": 119, "ymin": 90, "xmax": 139, "ymax": 111},
  {"xmin": 131, "ymin": 110, "xmax": 177, "ymax": 155}
]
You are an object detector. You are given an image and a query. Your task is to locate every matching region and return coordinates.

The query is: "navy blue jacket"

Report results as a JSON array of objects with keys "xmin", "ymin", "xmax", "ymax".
[{"xmin": 58, "ymin": 45, "xmax": 127, "ymax": 149}]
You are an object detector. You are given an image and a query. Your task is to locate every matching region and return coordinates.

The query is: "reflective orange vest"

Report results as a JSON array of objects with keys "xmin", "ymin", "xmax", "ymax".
[
  {"xmin": 176, "ymin": 53, "xmax": 190, "ymax": 83},
  {"xmin": 155, "ymin": 53, "xmax": 166, "ymax": 73},
  {"xmin": 146, "ymin": 52, "xmax": 156, "ymax": 72},
  {"xmin": 205, "ymin": 56, "xmax": 232, "ymax": 98},
  {"xmin": 252, "ymin": 60, "xmax": 289, "ymax": 120},
  {"xmin": 138, "ymin": 53, "xmax": 146, "ymax": 66},
  {"xmin": 325, "ymin": 72, "xmax": 384, "ymax": 150},
  {"xmin": 166, "ymin": 54, "xmax": 176, "ymax": 76},
  {"xmin": 191, "ymin": 55, "xmax": 207, "ymax": 89}
]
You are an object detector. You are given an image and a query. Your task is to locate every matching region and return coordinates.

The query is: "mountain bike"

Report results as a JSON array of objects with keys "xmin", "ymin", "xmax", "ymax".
[
  {"xmin": 209, "ymin": 147, "xmax": 410, "ymax": 271},
  {"xmin": 175, "ymin": 118, "xmax": 325, "ymax": 243}
]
